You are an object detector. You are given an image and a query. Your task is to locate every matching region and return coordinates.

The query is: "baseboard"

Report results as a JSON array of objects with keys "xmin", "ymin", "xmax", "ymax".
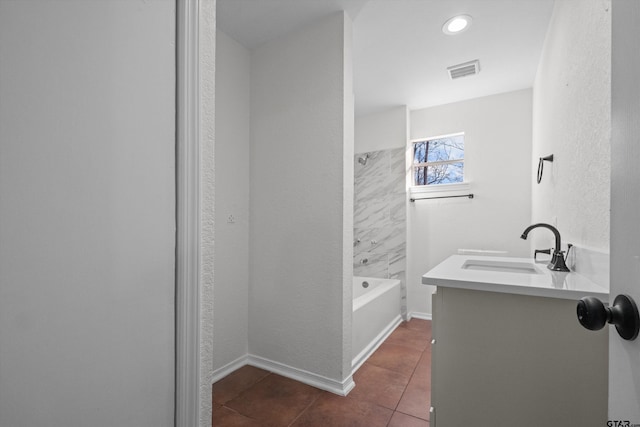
[
  {"xmin": 247, "ymin": 355, "xmax": 355, "ymax": 396},
  {"xmin": 212, "ymin": 354, "xmax": 249, "ymax": 384},
  {"xmin": 408, "ymin": 311, "xmax": 432, "ymax": 321},
  {"xmin": 211, "ymin": 313, "xmax": 429, "ymax": 393},
  {"xmin": 351, "ymin": 314, "xmax": 402, "ymax": 375}
]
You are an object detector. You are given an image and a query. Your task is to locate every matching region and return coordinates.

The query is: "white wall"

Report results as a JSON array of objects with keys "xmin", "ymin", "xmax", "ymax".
[
  {"xmin": 531, "ymin": 0, "xmax": 611, "ymax": 253},
  {"xmin": 355, "ymin": 106, "xmax": 408, "ymax": 152},
  {"xmin": 0, "ymin": 1, "xmax": 175, "ymax": 426},
  {"xmin": 341, "ymin": 13, "xmax": 355, "ymax": 383},
  {"xmin": 409, "ymin": 90, "xmax": 533, "ymax": 316},
  {"xmin": 213, "ymin": 30, "xmax": 250, "ymax": 372},
  {"xmin": 249, "ymin": 12, "xmax": 354, "ymax": 387}
]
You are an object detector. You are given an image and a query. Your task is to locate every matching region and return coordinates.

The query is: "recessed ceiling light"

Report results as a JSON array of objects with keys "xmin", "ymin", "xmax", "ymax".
[{"xmin": 442, "ymin": 15, "xmax": 472, "ymax": 35}]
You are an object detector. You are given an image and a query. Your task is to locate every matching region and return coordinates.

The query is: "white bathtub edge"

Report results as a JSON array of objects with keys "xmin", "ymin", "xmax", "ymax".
[
  {"xmin": 353, "ymin": 278, "xmax": 401, "ymax": 311},
  {"xmin": 351, "ymin": 314, "xmax": 402, "ymax": 375},
  {"xmin": 247, "ymin": 354, "xmax": 355, "ymax": 396}
]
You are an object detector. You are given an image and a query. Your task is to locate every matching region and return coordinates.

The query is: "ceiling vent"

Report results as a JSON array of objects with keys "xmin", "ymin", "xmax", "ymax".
[{"xmin": 447, "ymin": 60, "xmax": 480, "ymax": 80}]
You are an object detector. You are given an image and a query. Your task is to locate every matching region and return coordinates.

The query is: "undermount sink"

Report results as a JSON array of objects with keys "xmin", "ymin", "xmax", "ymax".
[{"xmin": 461, "ymin": 259, "xmax": 541, "ymax": 274}]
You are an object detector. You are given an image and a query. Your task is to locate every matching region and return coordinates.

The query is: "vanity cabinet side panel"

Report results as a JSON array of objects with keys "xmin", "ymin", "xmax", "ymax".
[
  {"xmin": 432, "ymin": 287, "xmax": 607, "ymax": 427},
  {"xmin": 430, "ymin": 289, "xmax": 440, "ymax": 426}
]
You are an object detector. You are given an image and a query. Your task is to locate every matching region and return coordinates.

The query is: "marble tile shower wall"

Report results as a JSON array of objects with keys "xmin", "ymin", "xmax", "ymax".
[{"xmin": 354, "ymin": 148, "xmax": 407, "ymax": 314}]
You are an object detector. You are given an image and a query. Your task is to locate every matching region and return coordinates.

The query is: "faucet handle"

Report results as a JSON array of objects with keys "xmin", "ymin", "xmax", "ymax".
[{"xmin": 534, "ymin": 248, "xmax": 552, "ymax": 261}]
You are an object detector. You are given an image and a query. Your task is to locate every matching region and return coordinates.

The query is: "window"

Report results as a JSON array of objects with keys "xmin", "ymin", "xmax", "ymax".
[{"xmin": 412, "ymin": 133, "xmax": 465, "ymax": 186}]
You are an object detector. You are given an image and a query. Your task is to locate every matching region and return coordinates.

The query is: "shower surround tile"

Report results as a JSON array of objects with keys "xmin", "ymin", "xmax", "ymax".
[
  {"xmin": 354, "ymin": 148, "xmax": 407, "ymax": 316},
  {"xmin": 389, "ymin": 193, "xmax": 407, "ymax": 224},
  {"xmin": 354, "ymin": 252, "xmax": 388, "ymax": 278},
  {"xmin": 389, "ymin": 252, "xmax": 406, "ymax": 274},
  {"xmin": 353, "ymin": 229, "xmax": 372, "ymax": 257},
  {"xmin": 355, "ymin": 174, "xmax": 387, "ymax": 203},
  {"xmin": 384, "ymin": 225, "xmax": 406, "ymax": 253},
  {"xmin": 355, "ymin": 173, "xmax": 405, "ymax": 199},
  {"xmin": 389, "ymin": 147, "xmax": 408, "ymax": 175},
  {"xmin": 355, "ymin": 226, "xmax": 405, "ymax": 258},
  {"xmin": 354, "ymin": 199, "xmax": 388, "ymax": 230},
  {"xmin": 355, "ymin": 150, "xmax": 388, "ymax": 179}
]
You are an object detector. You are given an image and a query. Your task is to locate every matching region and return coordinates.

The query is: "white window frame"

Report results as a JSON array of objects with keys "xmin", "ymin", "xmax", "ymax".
[{"xmin": 409, "ymin": 132, "xmax": 470, "ymax": 197}]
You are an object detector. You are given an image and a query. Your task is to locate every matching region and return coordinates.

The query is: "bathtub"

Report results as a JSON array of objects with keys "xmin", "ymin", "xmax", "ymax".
[{"xmin": 352, "ymin": 276, "xmax": 402, "ymax": 373}]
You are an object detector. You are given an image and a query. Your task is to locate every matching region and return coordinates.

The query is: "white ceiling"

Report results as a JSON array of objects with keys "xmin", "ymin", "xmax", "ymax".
[{"xmin": 217, "ymin": 0, "xmax": 555, "ymax": 116}]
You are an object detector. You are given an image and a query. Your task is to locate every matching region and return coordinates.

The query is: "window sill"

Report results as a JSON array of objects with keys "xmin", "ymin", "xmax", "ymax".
[{"xmin": 409, "ymin": 182, "xmax": 472, "ymax": 197}]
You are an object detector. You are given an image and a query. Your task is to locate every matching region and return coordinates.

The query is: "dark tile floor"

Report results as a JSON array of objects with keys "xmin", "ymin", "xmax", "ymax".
[{"xmin": 213, "ymin": 319, "xmax": 431, "ymax": 426}]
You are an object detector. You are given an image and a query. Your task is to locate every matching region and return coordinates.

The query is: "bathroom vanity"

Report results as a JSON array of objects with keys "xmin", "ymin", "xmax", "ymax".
[{"xmin": 423, "ymin": 255, "xmax": 609, "ymax": 427}]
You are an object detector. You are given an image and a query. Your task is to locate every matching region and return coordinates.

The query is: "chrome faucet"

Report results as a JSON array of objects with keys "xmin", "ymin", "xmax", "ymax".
[{"xmin": 520, "ymin": 223, "xmax": 570, "ymax": 272}]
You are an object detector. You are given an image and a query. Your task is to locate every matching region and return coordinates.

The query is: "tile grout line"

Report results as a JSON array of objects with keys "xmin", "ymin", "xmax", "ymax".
[
  {"xmin": 393, "ymin": 409, "xmax": 431, "ymax": 423},
  {"xmin": 286, "ymin": 391, "xmax": 325, "ymax": 426},
  {"xmin": 215, "ymin": 371, "xmax": 274, "ymax": 409},
  {"xmin": 385, "ymin": 329, "xmax": 431, "ymax": 427},
  {"xmin": 391, "ymin": 334, "xmax": 426, "ymax": 412},
  {"xmin": 216, "ymin": 371, "xmax": 277, "ymax": 424},
  {"xmin": 218, "ymin": 404, "xmax": 264, "ymax": 425}
]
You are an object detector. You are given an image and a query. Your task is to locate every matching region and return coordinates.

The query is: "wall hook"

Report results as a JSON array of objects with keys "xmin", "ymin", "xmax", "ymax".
[{"xmin": 537, "ymin": 154, "xmax": 554, "ymax": 184}]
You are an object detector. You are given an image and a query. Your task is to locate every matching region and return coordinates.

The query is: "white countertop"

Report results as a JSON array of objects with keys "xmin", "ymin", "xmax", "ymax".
[{"xmin": 422, "ymin": 255, "xmax": 609, "ymax": 300}]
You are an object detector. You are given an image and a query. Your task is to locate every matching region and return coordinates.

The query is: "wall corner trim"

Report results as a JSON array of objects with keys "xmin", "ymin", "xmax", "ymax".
[{"xmin": 176, "ymin": 0, "xmax": 202, "ymax": 426}]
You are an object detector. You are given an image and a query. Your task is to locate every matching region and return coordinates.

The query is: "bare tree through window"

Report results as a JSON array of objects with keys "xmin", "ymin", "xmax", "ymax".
[{"xmin": 413, "ymin": 134, "xmax": 464, "ymax": 186}]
